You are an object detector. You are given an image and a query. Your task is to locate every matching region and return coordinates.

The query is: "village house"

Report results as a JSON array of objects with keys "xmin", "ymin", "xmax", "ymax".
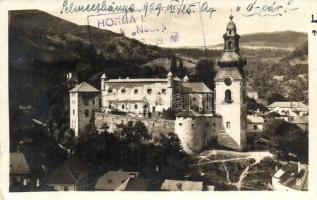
[
  {"xmin": 267, "ymin": 101, "xmax": 308, "ymax": 116},
  {"xmin": 94, "ymin": 171, "xmax": 140, "ymax": 191},
  {"xmin": 160, "ymin": 179, "xmax": 214, "ymax": 191},
  {"xmin": 10, "ymin": 152, "xmax": 31, "ymax": 187},
  {"xmin": 272, "ymin": 162, "xmax": 308, "ymax": 191},
  {"xmin": 45, "ymin": 158, "xmax": 91, "ymax": 191}
]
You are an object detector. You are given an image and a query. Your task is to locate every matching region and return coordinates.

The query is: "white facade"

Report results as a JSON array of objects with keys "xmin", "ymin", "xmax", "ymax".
[
  {"xmin": 215, "ymin": 79, "xmax": 247, "ymax": 151},
  {"xmin": 69, "ymin": 82, "xmax": 99, "ymax": 137},
  {"xmin": 101, "ymin": 76, "xmax": 173, "ymax": 117}
]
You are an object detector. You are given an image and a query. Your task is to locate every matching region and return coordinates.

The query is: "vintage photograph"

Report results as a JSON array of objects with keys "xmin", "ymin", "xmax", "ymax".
[{"xmin": 8, "ymin": 1, "xmax": 309, "ymax": 192}]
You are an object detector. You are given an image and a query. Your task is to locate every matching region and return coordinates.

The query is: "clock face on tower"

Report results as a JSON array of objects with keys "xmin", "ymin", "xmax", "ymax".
[{"xmin": 224, "ymin": 77, "xmax": 232, "ymax": 86}]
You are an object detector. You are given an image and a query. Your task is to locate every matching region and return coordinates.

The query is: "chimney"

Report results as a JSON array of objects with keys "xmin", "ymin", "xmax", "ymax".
[
  {"xmin": 176, "ymin": 183, "xmax": 182, "ymax": 191},
  {"xmin": 36, "ymin": 178, "xmax": 40, "ymax": 187}
]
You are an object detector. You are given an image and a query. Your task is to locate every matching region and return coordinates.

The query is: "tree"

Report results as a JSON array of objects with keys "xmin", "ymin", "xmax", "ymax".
[
  {"xmin": 193, "ymin": 59, "xmax": 216, "ymax": 89},
  {"xmin": 162, "ymin": 108, "xmax": 177, "ymax": 120},
  {"xmin": 263, "ymin": 120, "xmax": 308, "ymax": 162},
  {"xmin": 267, "ymin": 93, "xmax": 287, "ymax": 105},
  {"xmin": 133, "ymin": 121, "xmax": 151, "ymax": 143}
]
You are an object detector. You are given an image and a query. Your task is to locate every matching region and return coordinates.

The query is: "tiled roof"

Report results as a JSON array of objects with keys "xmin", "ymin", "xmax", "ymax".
[
  {"xmin": 10, "ymin": 152, "xmax": 30, "ymax": 174},
  {"xmin": 180, "ymin": 82, "xmax": 212, "ymax": 93},
  {"xmin": 291, "ymin": 116, "xmax": 308, "ymax": 124},
  {"xmin": 160, "ymin": 179, "xmax": 204, "ymax": 191},
  {"xmin": 214, "ymin": 67, "xmax": 244, "ymax": 81},
  {"xmin": 95, "ymin": 171, "xmax": 139, "ymax": 191},
  {"xmin": 115, "ymin": 178, "xmax": 150, "ymax": 191},
  {"xmin": 45, "ymin": 159, "xmax": 90, "ymax": 184},
  {"xmin": 106, "ymin": 78, "xmax": 168, "ymax": 83},
  {"xmin": 247, "ymin": 115, "xmax": 264, "ymax": 123},
  {"xmin": 275, "ymin": 164, "xmax": 308, "ymax": 191},
  {"xmin": 69, "ymin": 82, "xmax": 99, "ymax": 92},
  {"xmin": 268, "ymin": 102, "xmax": 307, "ymax": 108}
]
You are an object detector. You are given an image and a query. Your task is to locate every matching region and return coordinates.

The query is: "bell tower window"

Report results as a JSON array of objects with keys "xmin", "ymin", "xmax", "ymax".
[
  {"xmin": 228, "ymin": 41, "xmax": 232, "ymax": 50},
  {"xmin": 225, "ymin": 90, "xmax": 232, "ymax": 103}
]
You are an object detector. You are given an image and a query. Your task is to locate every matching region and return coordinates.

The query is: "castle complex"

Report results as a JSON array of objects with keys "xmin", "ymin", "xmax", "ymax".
[{"xmin": 69, "ymin": 15, "xmax": 248, "ymax": 154}]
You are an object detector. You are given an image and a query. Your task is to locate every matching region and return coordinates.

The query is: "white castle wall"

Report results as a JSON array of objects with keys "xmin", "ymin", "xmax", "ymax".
[{"xmin": 175, "ymin": 114, "xmax": 221, "ymax": 155}]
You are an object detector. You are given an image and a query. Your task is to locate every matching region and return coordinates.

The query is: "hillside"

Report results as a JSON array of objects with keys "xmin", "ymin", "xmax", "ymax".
[{"xmin": 9, "ymin": 10, "xmax": 308, "ymax": 145}]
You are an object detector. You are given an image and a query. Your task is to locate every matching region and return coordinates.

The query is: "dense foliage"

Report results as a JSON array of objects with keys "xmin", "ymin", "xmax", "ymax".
[{"xmin": 263, "ymin": 120, "xmax": 308, "ymax": 162}]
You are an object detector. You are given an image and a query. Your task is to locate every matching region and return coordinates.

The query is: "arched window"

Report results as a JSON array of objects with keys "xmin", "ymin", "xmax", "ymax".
[
  {"xmin": 225, "ymin": 90, "xmax": 232, "ymax": 103},
  {"xmin": 228, "ymin": 41, "xmax": 232, "ymax": 49}
]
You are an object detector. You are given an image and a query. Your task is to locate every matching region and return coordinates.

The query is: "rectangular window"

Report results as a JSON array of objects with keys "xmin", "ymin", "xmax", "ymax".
[
  {"xmin": 226, "ymin": 122, "xmax": 230, "ymax": 129},
  {"xmin": 254, "ymin": 125, "xmax": 258, "ymax": 130},
  {"xmin": 192, "ymin": 124, "xmax": 196, "ymax": 127},
  {"xmin": 108, "ymin": 89, "xmax": 113, "ymax": 94},
  {"xmin": 147, "ymin": 89, "xmax": 152, "ymax": 94},
  {"xmin": 64, "ymin": 186, "xmax": 69, "ymax": 191},
  {"xmin": 179, "ymin": 123, "xmax": 182, "ymax": 126},
  {"xmin": 135, "ymin": 104, "xmax": 138, "ymax": 109},
  {"xmin": 121, "ymin": 89, "xmax": 126, "ymax": 94},
  {"xmin": 73, "ymin": 109, "xmax": 75, "ymax": 115},
  {"xmin": 162, "ymin": 89, "xmax": 166, "ymax": 94},
  {"xmin": 122, "ymin": 104, "xmax": 125, "ymax": 109},
  {"xmin": 85, "ymin": 109, "xmax": 89, "ymax": 117},
  {"xmin": 134, "ymin": 89, "xmax": 138, "ymax": 94},
  {"xmin": 213, "ymin": 122, "xmax": 216, "ymax": 126}
]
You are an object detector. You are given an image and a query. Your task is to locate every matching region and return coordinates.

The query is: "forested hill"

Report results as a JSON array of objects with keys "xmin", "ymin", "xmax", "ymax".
[
  {"xmin": 9, "ymin": 9, "xmax": 308, "ymax": 138},
  {"xmin": 9, "ymin": 10, "xmax": 171, "ymax": 134}
]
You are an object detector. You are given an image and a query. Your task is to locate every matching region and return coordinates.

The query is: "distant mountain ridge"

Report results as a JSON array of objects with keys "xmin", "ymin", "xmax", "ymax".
[{"xmin": 207, "ymin": 31, "xmax": 307, "ymax": 50}]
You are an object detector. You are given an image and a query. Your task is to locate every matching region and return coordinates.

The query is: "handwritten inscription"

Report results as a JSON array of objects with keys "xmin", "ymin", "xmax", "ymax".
[
  {"xmin": 237, "ymin": 0, "xmax": 299, "ymax": 17},
  {"xmin": 312, "ymin": 14, "xmax": 317, "ymax": 36},
  {"xmin": 61, "ymin": 0, "xmax": 216, "ymax": 18}
]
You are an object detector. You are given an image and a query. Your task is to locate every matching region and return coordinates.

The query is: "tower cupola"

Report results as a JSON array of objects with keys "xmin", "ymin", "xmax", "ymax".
[{"xmin": 217, "ymin": 15, "xmax": 246, "ymax": 68}]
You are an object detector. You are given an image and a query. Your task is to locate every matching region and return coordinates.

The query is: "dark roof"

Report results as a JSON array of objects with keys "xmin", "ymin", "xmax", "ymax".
[
  {"xmin": 123, "ymin": 178, "xmax": 150, "ymax": 191},
  {"xmin": 94, "ymin": 171, "xmax": 139, "ymax": 191},
  {"xmin": 217, "ymin": 52, "xmax": 247, "ymax": 68},
  {"xmin": 69, "ymin": 82, "xmax": 99, "ymax": 92},
  {"xmin": 214, "ymin": 67, "xmax": 244, "ymax": 81},
  {"xmin": 275, "ymin": 164, "xmax": 308, "ymax": 191},
  {"xmin": 45, "ymin": 158, "xmax": 90, "ymax": 184},
  {"xmin": 180, "ymin": 82, "xmax": 212, "ymax": 93},
  {"xmin": 10, "ymin": 152, "xmax": 30, "ymax": 175}
]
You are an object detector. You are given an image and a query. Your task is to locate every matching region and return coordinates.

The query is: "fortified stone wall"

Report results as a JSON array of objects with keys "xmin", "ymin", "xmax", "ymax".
[
  {"xmin": 95, "ymin": 112, "xmax": 175, "ymax": 136},
  {"xmin": 175, "ymin": 115, "xmax": 221, "ymax": 155}
]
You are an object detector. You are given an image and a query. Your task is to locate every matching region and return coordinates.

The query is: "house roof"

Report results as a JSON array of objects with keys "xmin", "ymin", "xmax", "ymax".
[
  {"xmin": 160, "ymin": 179, "xmax": 204, "ymax": 191},
  {"xmin": 214, "ymin": 67, "xmax": 244, "ymax": 81},
  {"xmin": 180, "ymin": 82, "xmax": 212, "ymax": 93},
  {"xmin": 45, "ymin": 158, "xmax": 90, "ymax": 184},
  {"xmin": 268, "ymin": 102, "xmax": 307, "ymax": 108},
  {"xmin": 69, "ymin": 82, "xmax": 99, "ymax": 93},
  {"xmin": 10, "ymin": 152, "xmax": 30, "ymax": 174},
  {"xmin": 115, "ymin": 178, "xmax": 150, "ymax": 191},
  {"xmin": 106, "ymin": 78, "xmax": 168, "ymax": 83},
  {"xmin": 274, "ymin": 164, "xmax": 308, "ymax": 191},
  {"xmin": 291, "ymin": 116, "xmax": 308, "ymax": 124},
  {"xmin": 94, "ymin": 171, "xmax": 139, "ymax": 191},
  {"xmin": 247, "ymin": 115, "xmax": 264, "ymax": 124}
]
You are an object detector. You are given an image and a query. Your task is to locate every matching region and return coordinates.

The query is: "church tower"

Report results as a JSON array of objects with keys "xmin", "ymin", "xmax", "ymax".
[{"xmin": 214, "ymin": 15, "xmax": 247, "ymax": 151}]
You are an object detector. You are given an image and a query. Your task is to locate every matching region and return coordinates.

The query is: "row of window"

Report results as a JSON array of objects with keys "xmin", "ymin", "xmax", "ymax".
[{"xmin": 108, "ymin": 88, "xmax": 167, "ymax": 95}]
